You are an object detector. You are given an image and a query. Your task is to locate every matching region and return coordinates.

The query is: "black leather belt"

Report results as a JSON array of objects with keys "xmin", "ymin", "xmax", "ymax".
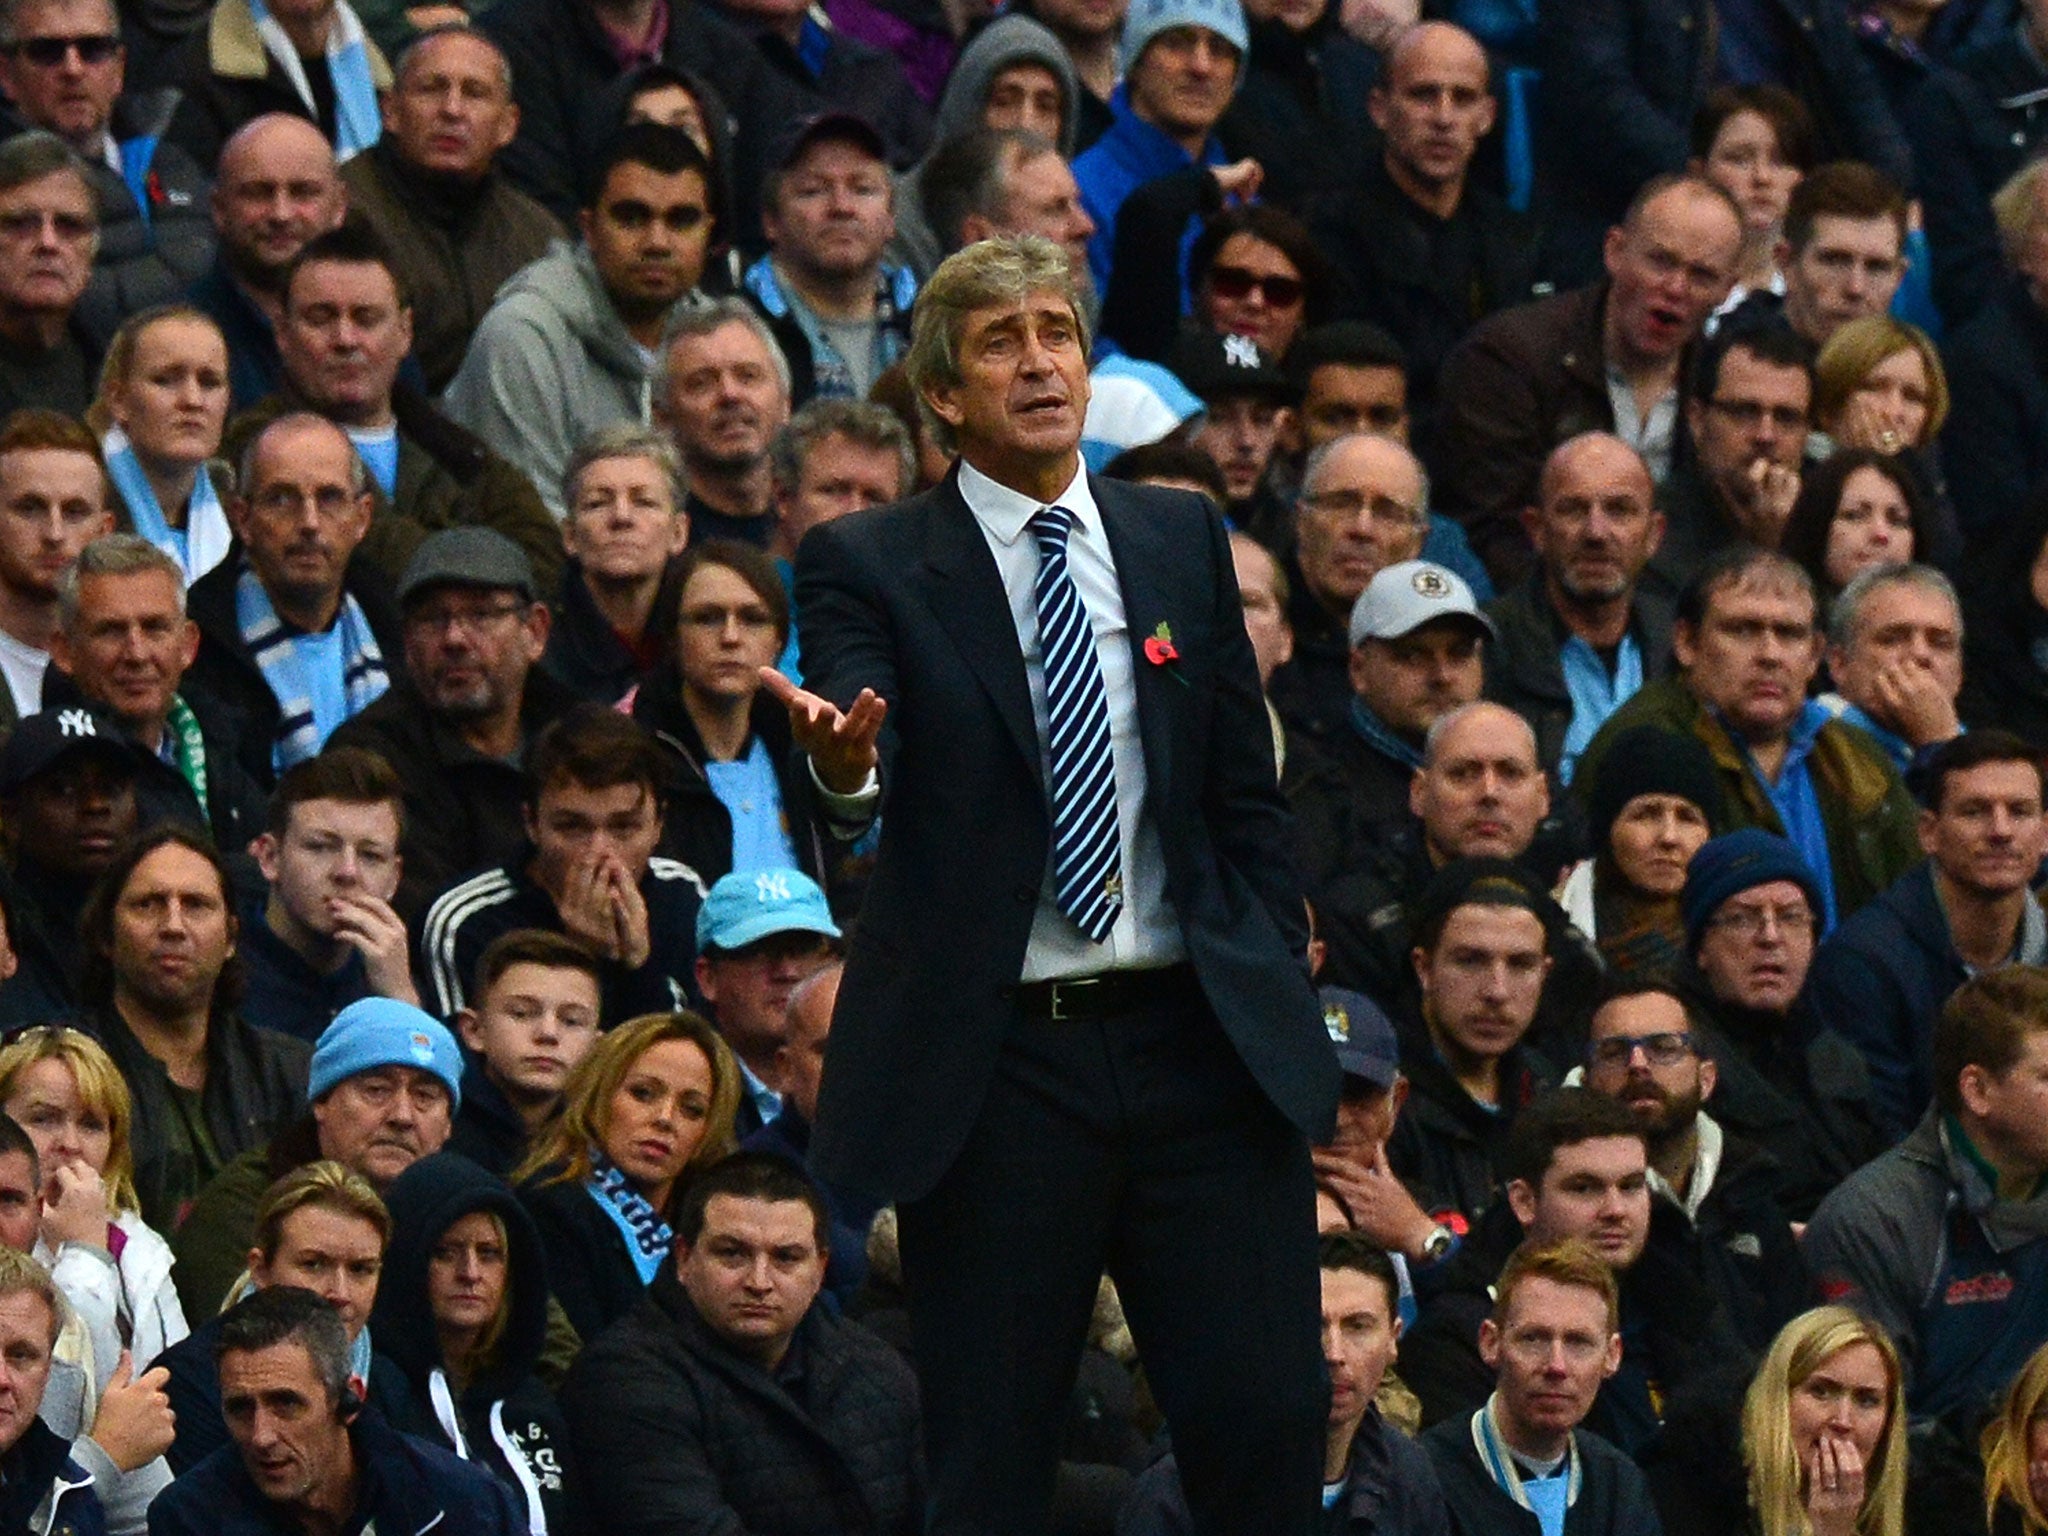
[{"xmin": 1011, "ymin": 963, "xmax": 1201, "ymax": 1021}]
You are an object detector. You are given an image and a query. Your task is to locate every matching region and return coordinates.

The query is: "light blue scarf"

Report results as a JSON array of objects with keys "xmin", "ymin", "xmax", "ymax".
[
  {"xmin": 584, "ymin": 1149, "xmax": 674, "ymax": 1286},
  {"xmin": 235, "ymin": 563, "xmax": 387, "ymax": 771},
  {"xmin": 246, "ymin": 0, "xmax": 379, "ymax": 160},
  {"xmin": 100, "ymin": 427, "xmax": 231, "ymax": 584}
]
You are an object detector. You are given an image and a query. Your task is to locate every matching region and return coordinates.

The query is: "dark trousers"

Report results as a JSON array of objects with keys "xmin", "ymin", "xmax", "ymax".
[{"xmin": 896, "ymin": 981, "xmax": 1326, "ymax": 1536}]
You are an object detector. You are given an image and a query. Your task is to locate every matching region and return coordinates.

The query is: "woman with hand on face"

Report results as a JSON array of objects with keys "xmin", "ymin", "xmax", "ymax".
[
  {"xmin": 1982, "ymin": 1341, "xmax": 2048, "ymax": 1534},
  {"xmin": 86, "ymin": 306, "xmax": 233, "ymax": 586},
  {"xmin": 1810, "ymin": 317, "xmax": 1961, "ymax": 569},
  {"xmin": 0, "ymin": 1027, "xmax": 188, "ymax": 1392},
  {"xmin": 514, "ymin": 1013, "xmax": 739, "ymax": 1341},
  {"xmin": 1743, "ymin": 1307, "xmax": 1906, "ymax": 1536}
]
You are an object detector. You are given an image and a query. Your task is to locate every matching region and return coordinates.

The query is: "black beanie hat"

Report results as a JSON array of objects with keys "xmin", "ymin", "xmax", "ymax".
[{"xmin": 1584, "ymin": 725, "xmax": 1728, "ymax": 852}]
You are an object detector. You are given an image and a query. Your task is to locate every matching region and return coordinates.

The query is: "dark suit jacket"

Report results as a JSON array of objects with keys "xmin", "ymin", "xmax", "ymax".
[{"xmin": 795, "ymin": 468, "xmax": 1340, "ymax": 1203}]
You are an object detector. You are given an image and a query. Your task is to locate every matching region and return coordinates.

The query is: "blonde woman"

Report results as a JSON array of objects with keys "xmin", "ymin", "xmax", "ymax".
[
  {"xmin": 1813, "ymin": 317, "xmax": 1948, "ymax": 457},
  {"xmin": 513, "ymin": 1011, "xmax": 739, "ymax": 1340},
  {"xmin": 1982, "ymin": 1340, "xmax": 2048, "ymax": 1534},
  {"xmin": 1742, "ymin": 1307, "xmax": 1906, "ymax": 1536},
  {"xmin": 85, "ymin": 306, "xmax": 233, "ymax": 584},
  {"xmin": 0, "ymin": 1026, "xmax": 188, "ymax": 1388}
]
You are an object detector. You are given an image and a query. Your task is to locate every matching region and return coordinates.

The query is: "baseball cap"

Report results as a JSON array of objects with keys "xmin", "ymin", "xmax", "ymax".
[
  {"xmin": 1321, "ymin": 986, "xmax": 1399, "ymax": 1090},
  {"xmin": 0, "ymin": 707, "xmax": 143, "ymax": 794},
  {"xmin": 1169, "ymin": 329, "xmax": 1295, "ymax": 405},
  {"xmin": 396, "ymin": 528, "xmax": 538, "ymax": 608},
  {"xmin": 771, "ymin": 112, "xmax": 887, "ymax": 173},
  {"xmin": 1348, "ymin": 560, "xmax": 1496, "ymax": 649},
  {"xmin": 696, "ymin": 869, "xmax": 843, "ymax": 953},
  {"xmin": 309, "ymin": 998, "xmax": 464, "ymax": 1108}
]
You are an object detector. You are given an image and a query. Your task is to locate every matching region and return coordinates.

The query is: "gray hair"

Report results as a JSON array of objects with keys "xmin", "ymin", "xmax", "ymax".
[
  {"xmin": 561, "ymin": 421, "xmax": 685, "ymax": 514},
  {"xmin": 216, "ymin": 1286, "xmax": 352, "ymax": 1407},
  {"xmin": 0, "ymin": 130, "xmax": 94, "ymax": 207},
  {"xmin": 768, "ymin": 399, "xmax": 913, "ymax": 496},
  {"xmin": 904, "ymin": 234, "xmax": 1088, "ymax": 453},
  {"xmin": 1298, "ymin": 431, "xmax": 1432, "ymax": 523},
  {"xmin": 237, "ymin": 412, "xmax": 368, "ymax": 498},
  {"xmin": 920, "ymin": 127, "xmax": 1057, "ymax": 256},
  {"xmin": 658, "ymin": 298, "xmax": 793, "ymax": 403},
  {"xmin": 392, "ymin": 22, "xmax": 512, "ymax": 97},
  {"xmin": 58, "ymin": 533, "xmax": 187, "ymax": 634},
  {"xmin": 1827, "ymin": 560, "xmax": 1963, "ymax": 651},
  {"xmin": 1420, "ymin": 700, "xmax": 1533, "ymax": 770}
]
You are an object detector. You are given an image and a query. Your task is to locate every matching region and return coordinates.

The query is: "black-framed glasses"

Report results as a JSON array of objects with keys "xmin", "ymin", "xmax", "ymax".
[
  {"xmin": 1588, "ymin": 1031, "xmax": 1696, "ymax": 1068},
  {"xmin": 7, "ymin": 34, "xmax": 118, "ymax": 65}
]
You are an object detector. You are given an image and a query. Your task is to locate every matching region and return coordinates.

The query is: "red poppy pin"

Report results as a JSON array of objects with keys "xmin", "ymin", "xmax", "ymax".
[{"xmin": 1143, "ymin": 622, "xmax": 1179, "ymax": 666}]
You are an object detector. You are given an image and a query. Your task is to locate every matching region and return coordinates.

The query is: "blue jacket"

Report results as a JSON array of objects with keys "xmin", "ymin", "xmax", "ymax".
[
  {"xmin": 0, "ymin": 1419, "xmax": 104, "ymax": 1536},
  {"xmin": 1072, "ymin": 86, "xmax": 1228, "ymax": 303},
  {"xmin": 148, "ymin": 1405, "xmax": 525, "ymax": 1536}
]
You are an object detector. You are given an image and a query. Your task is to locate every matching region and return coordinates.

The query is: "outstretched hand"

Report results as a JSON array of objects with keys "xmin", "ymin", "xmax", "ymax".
[{"xmin": 760, "ymin": 668, "xmax": 887, "ymax": 795}]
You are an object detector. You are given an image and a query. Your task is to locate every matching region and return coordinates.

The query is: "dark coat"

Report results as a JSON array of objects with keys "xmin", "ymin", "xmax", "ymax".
[
  {"xmin": 1670, "ymin": 1127, "xmax": 1814, "ymax": 1355},
  {"xmin": 1940, "ymin": 279, "xmax": 2048, "ymax": 544},
  {"xmin": 1220, "ymin": 12, "xmax": 1383, "ymax": 214},
  {"xmin": 0, "ymin": 1418, "xmax": 104, "ymax": 1536},
  {"xmin": 559, "ymin": 1264, "xmax": 922, "ymax": 1536},
  {"xmin": 1423, "ymin": 1411, "xmax": 1663, "ymax": 1536},
  {"xmin": 373, "ymin": 1154, "xmax": 581, "ymax": 1536},
  {"xmin": 70, "ymin": 90, "xmax": 216, "ymax": 348},
  {"xmin": 1387, "ymin": 1008, "xmax": 1554, "ymax": 1230},
  {"xmin": 795, "ymin": 470, "xmax": 1338, "ymax": 1202},
  {"xmin": 707, "ymin": 7, "xmax": 930, "ymax": 171},
  {"xmin": 234, "ymin": 906, "xmax": 376, "ymax": 1045},
  {"xmin": 538, "ymin": 558, "xmax": 684, "ymax": 707},
  {"xmin": 1960, "ymin": 493, "xmax": 2048, "ymax": 748},
  {"xmin": 186, "ymin": 255, "xmax": 281, "ymax": 412},
  {"xmin": 1266, "ymin": 551, "xmax": 1360, "ymax": 748},
  {"xmin": 516, "ymin": 1169, "xmax": 661, "ymax": 1347},
  {"xmin": 1482, "ymin": 575, "xmax": 1676, "ymax": 780},
  {"xmin": 148, "ymin": 1400, "xmax": 526, "ymax": 1536},
  {"xmin": 327, "ymin": 667, "xmax": 583, "ymax": 925},
  {"xmin": 448, "ymin": 1056, "xmax": 538, "ymax": 1180}
]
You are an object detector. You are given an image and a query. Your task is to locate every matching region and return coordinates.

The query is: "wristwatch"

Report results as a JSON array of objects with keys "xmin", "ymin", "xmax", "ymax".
[{"xmin": 1419, "ymin": 1224, "xmax": 1457, "ymax": 1264}]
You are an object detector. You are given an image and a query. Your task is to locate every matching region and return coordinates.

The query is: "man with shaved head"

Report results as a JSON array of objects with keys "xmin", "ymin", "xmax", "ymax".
[
  {"xmin": 188, "ymin": 113, "xmax": 347, "ymax": 409},
  {"xmin": 1483, "ymin": 432, "xmax": 1672, "ymax": 783},
  {"xmin": 1310, "ymin": 22, "xmax": 1546, "ymax": 438}
]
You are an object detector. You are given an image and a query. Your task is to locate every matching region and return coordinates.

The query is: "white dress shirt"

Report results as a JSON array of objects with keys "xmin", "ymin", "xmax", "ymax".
[{"xmin": 956, "ymin": 458, "xmax": 1185, "ymax": 981}]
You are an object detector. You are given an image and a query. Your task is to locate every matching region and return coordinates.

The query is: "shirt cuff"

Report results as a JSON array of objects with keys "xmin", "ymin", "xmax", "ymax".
[{"xmin": 809, "ymin": 759, "xmax": 879, "ymax": 821}]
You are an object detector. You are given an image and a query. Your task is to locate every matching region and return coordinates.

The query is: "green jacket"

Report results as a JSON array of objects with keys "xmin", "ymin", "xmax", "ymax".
[{"xmin": 1576, "ymin": 676, "xmax": 1922, "ymax": 923}]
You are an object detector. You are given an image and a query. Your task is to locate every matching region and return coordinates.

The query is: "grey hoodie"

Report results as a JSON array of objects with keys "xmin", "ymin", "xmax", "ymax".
[
  {"xmin": 891, "ymin": 14, "xmax": 1080, "ymax": 277},
  {"xmin": 442, "ymin": 239, "xmax": 681, "ymax": 519}
]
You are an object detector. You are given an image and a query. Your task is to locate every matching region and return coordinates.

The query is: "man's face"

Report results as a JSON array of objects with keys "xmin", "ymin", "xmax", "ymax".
[
  {"xmin": 663, "ymin": 320, "xmax": 790, "ymax": 474},
  {"xmin": 1190, "ymin": 393, "xmax": 1289, "ymax": 503},
  {"xmin": 231, "ymin": 421, "xmax": 373, "ymax": 613},
  {"xmin": 255, "ymin": 796, "xmax": 402, "ymax": 943},
  {"xmin": 211, "ymin": 120, "xmax": 344, "ymax": 287},
  {"xmin": 1672, "ymin": 576, "xmax": 1821, "ymax": 745},
  {"xmin": 1965, "ymin": 1030, "xmax": 2048, "ymax": 1178},
  {"xmin": 983, "ymin": 61, "xmax": 1063, "ymax": 140},
  {"xmin": 1322, "ymin": 1266, "xmax": 1398, "ymax": 1434},
  {"xmin": 774, "ymin": 969, "xmax": 835, "ymax": 1122},
  {"xmin": 220, "ymin": 1341, "xmax": 355, "ymax": 1511},
  {"xmin": 922, "ymin": 291, "xmax": 1090, "ymax": 477},
  {"xmin": 1603, "ymin": 185, "xmax": 1742, "ymax": 364},
  {"xmin": 1414, "ymin": 904, "xmax": 1550, "ymax": 1070},
  {"xmin": 1920, "ymin": 760, "xmax": 2048, "ymax": 901},
  {"xmin": 564, "ymin": 453, "xmax": 686, "ymax": 583},
  {"xmin": 56, "ymin": 570, "xmax": 198, "ymax": 737},
  {"xmin": 696, "ymin": 929, "xmax": 833, "ymax": 1058},
  {"xmin": 995, "ymin": 151, "xmax": 1094, "ymax": 274},
  {"xmin": 247, "ymin": 1206, "xmax": 382, "ymax": 1339},
  {"xmin": 1031, "ymin": 0, "xmax": 1123, "ymax": 41},
  {"xmin": 1686, "ymin": 348, "xmax": 1811, "ymax": 511},
  {"xmin": 1585, "ymin": 990, "xmax": 1714, "ymax": 1145},
  {"xmin": 1479, "ymin": 1278, "xmax": 1620, "ymax": 1442},
  {"xmin": 764, "ymin": 139, "xmax": 893, "ymax": 286},
  {"xmin": 1508, "ymin": 1134, "xmax": 1651, "ymax": 1269},
  {"xmin": 1409, "ymin": 704, "xmax": 1549, "ymax": 860},
  {"xmin": 676, "ymin": 1193, "xmax": 827, "ymax": 1364},
  {"xmin": 776, "ymin": 432, "xmax": 903, "ymax": 548},
  {"xmin": 1370, "ymin": 25, "xmax": 1493, "ymax": 195},
  {"xmin": 1527, "ymin": 438, "xmax": 1662, "ymax": 605},
  {"xmin": 526, "ymin": 778, "xmax": 663, "ymax": 893},
  {"xmin": 0, "ymin": 0, "xmax": 122, "ymax": 148},
  {"xmin": 1231, "ymin": 536, "xmax": 1292, "ymax": 687},
  {"xmin": 1826, "ymin": 581, "xmax": 1962, "ymax": 735},
  {"xmin": 0, "ymin": 167, "xmax": 92, "ymax": 318},
  {"xmin": 381, "ymin": 31, "xmax": 516, "ymax": 180},
  {"xmin": 401, "ymin": 582, "xmax": 547, "ymax": 726},
  {"xmin": 1294, "ymin": 435, "xmax": 1427, "ymax": 613},
  {"xmin": 1782, "ymin": 213, "xmax": 1904, "ymax": 345},
  {"xmin": 460, "ymin": 961, "xmax": 600, "ymax": 1104},
  {"xmin": 1350, "ymin": 621, "xmax": 1483, "ymax": 743},
  {"xmin": 1126, "ymin": 26, "xmax": 1239, "ymax": 143},
  {"xmin": 580, "ymin": 162, "xmax": 711, "ymax": 321},
  {"xmin": 675, "ymin": 562, "xmax": 781, "ymax": 707},
  {"xmin": 9, "ymin": 751, "xmax": 137, "ymax": 877},
  {"xmin": 1694, "ymin": 877, "xmax": 1816, "ymax": 1013},
  {"xmin": 1297, "ymin": 365, "xmax": 1408, "ymax": 449},
  {"xmin": 0, "ymin": 445, "xmax": 109, "ymax": 601},
  {"xmin": 0, "ymin": 1290, "xmax": 53, "ymax": 1457},
  {"xmin": 0, "ymin": 1152, "xmax": 37, "ymax": 1253},
  {"xmin": 109, "ymin": 840, "xmax": 234, "ymax": 1015},
  {"xmin": 312, "ymin": 1065, "xmax": 452, "ymax": 1186},
  {"xmin": 279, "ymin": 260, "xmax": 411, "ymax": 423}
]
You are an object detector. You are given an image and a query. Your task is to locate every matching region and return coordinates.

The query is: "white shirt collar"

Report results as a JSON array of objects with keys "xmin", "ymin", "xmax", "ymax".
[{"xmin": 958, "ymin": 456, "xmax": 1099, "ymax": 546}]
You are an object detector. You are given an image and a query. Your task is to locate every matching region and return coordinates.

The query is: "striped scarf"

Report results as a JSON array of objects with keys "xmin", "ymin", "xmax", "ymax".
[{"xmin": 235, "ymin": 564, "xmax": 387, "ymax": 771}]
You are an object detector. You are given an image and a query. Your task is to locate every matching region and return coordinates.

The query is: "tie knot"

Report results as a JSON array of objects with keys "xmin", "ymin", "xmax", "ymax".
[{"xmin": 1029, "ymin": 505, "xmax": 1076, "ymax": 551}]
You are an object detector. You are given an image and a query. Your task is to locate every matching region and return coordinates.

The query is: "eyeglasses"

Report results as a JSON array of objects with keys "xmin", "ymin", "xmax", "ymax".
[
  {"xmin": 1588, "ymin": 1031, "xmax": 1696, "ymax": 1068},
  {"xmin": 6, "ymin": 33, "xmax": 117, "ymax": 65},
  {"xmin": 1206, "ymin": 263, "xmax": 1304, "ymax": 308},
  {"xmin": 405, "ymin": 599, "xmax": 527, "ymax": 637},
  {"xmin": 1705, "ymin": 902, "xmax": 1814, "ymax": 938},
  {"xmin": 1297, "ymin": 489, "xmax": 1423, "ymax": 527},
  {"xmin": 1705, "ymin": 398, "xmax": 1808, "ymax": 432}
]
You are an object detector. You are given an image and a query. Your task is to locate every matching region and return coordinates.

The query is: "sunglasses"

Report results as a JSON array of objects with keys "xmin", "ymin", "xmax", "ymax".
[
  {"xmin": 8, "ymin": 34, "xmax": 118, "ymax": 64},
  {"xmin": 1205, "ymin": 262, "xmax": 1304, "ymax": 308}
]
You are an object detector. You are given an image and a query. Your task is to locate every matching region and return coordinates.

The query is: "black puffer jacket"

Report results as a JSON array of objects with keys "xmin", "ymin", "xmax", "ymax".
[
  {"xmin": 373, "ymin": 1153, "xmax": 582, "ymax": 1536},
  {"xmin": 560, "ymin": 1263, "xmax": 922, "ymax": 1536}
]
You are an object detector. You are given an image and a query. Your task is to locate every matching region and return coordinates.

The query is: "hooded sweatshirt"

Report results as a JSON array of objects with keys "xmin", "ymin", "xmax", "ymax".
[
  {"xmin": 442, "ymin": 240, "xmax": 687, "ymax": 520},
  {"xmin": 372, "ymin": 1153, "xmax": 580, "ymax": 1536},
  {"xmin": 890, "ymin": 14, "xmax": 1080, "ymax": 278}
]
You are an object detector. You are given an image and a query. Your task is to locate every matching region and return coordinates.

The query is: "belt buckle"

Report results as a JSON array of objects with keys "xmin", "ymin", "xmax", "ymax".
[{"xmin": 1048, "ymin": 976, "xmax": 1096, "ymax": 1022}]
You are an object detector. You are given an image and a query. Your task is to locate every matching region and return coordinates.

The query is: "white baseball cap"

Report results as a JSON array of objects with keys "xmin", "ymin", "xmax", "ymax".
[{"xmin": 1348, "ymin": 560, "xmax": 1496, "ymax": 648}]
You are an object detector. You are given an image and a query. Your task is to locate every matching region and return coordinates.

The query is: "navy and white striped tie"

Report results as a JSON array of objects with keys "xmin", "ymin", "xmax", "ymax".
[{"xmin": 1029, "ymin": 505, "xmax": 1123, "ymax": 943}]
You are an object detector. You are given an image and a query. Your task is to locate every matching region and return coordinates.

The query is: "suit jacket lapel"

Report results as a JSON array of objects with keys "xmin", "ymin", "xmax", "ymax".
[
  {"xmin": 1096, "ymin": 477, "xmax": 1176, "ymax": 812},
  {"xmin": 915, "ymin": 476, "xmax": 1045, "ymax": 791}
]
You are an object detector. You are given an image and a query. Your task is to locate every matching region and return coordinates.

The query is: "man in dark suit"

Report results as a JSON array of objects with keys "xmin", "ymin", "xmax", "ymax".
[{"xmin": 765, "ymin": 234, "xmax": 1341, "ymax": 1535}]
